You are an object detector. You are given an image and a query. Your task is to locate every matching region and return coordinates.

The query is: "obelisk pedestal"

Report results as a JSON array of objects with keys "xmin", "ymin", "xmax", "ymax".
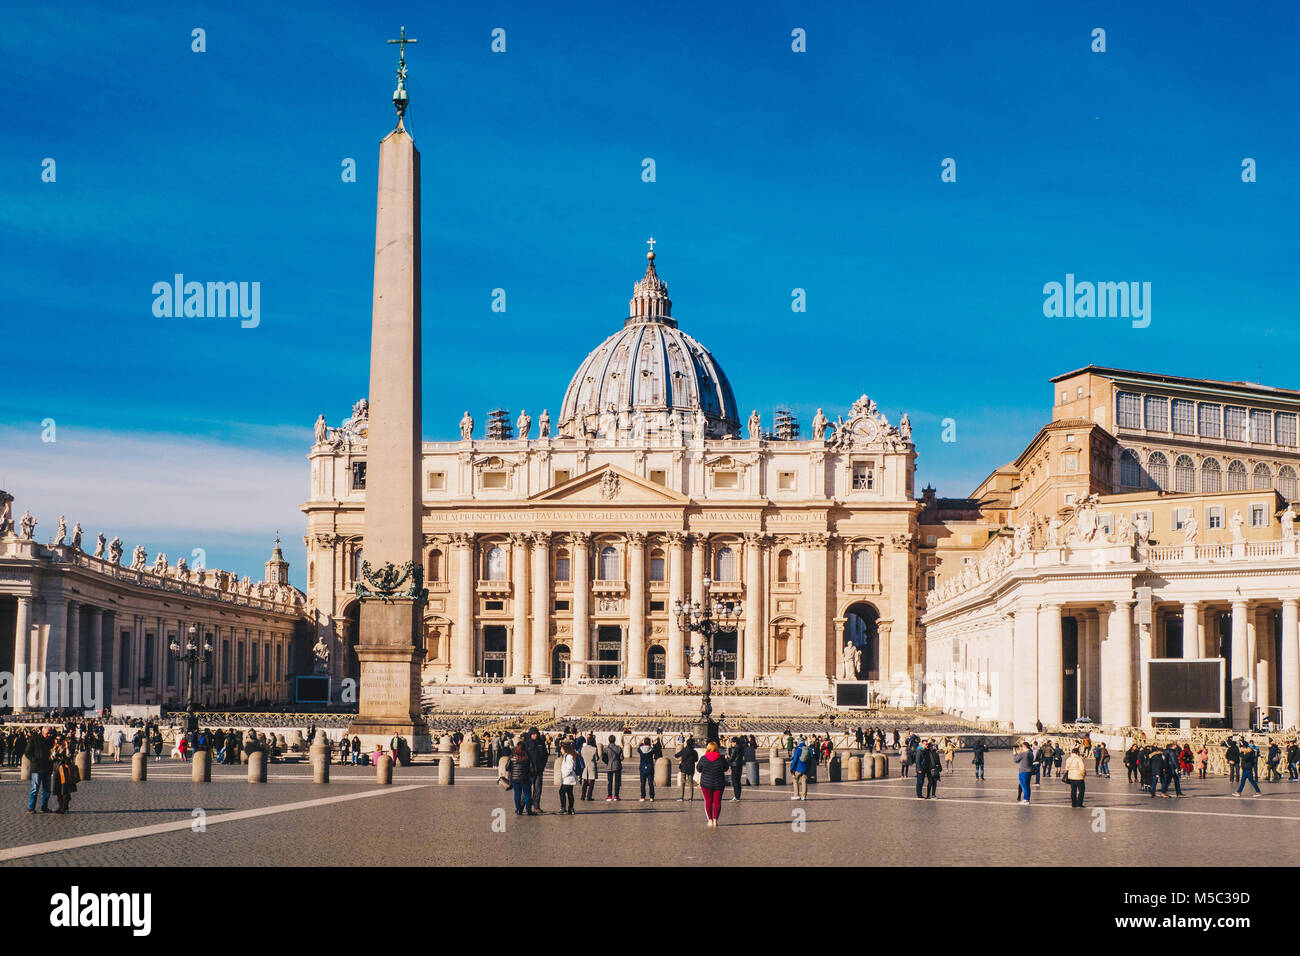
[{"xmin": 347, "ymin": 110, "xmax": 431, "ymax": 754}]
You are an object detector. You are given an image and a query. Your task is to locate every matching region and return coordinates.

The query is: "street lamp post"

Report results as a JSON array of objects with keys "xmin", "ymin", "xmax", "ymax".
[
  {"xmin": 169, "ymin": 624, "xmax": 213, "ymax": 738},
  {"xmin": 674, "ymin": 575, "xmax": 742, "ymax": 744}
]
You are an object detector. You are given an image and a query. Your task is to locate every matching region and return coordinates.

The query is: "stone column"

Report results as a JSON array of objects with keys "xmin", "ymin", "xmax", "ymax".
[
  {"xmin": 67, "ymin": 601, "xmax": 83, "ymax": 673},
  {"xmin": 1180, "ymin": 601, "xmax": 1199, "ymax": 730},
  {"xmin": 510, "ymin": 532, "xmax": 530, "ymax": 680},
  {"xmin": 88, "ymin": 607, "xmax": 104, "ymax": 683},
  {"xmin": 43, "ymin": 599, "xmax": 68, "ymax": 707},
  {"xmin": 13, "ymin": 596, "xmax": 31, "ymax": 713},
  {"xmin": 1037, "ymin": 603, "xmax": 1062, "ymax": 726},
  {"xmin": 1231, "ymin": 599, "xmax": 1250, "ymax": 730},
  {"xmin": 1257, "ymin": 608, "xmax": 1273, "ymax": 723},
  {"xmin": 743, "ymin": 532, "xmax": 765, "ymax": 683},
  {"xmin": 1137, "ymin": 608, "xmax": 1153, "ymax": 730},
  {"xmin": 530, "ymin": 532, "xmax": 551, "ymax": 681},
  {"xmin": 688, "ymin": 534, "xmax": 704, "ymax": 681},
  {"xmin": 1011, "ymin": 606, "xmax": 1036, "ymax": 730},
  {"xmin": 627, "ymin": 532, "xmax": 646, "ymax": 680},
  {"xmin": 1102, "ymin": 600, "xmax": 1133, "ymax": 728},
  {"xmin": 667, "ymin": 533, "xmax": 686, "ymax": 680},
  {"xmin": 453, "ymin": 533, "xmax": 474, "ymax": 680},
  {"xmin": 804, "ymin": 532, "xmax": 830, "ymax": 682},
  {"xmin": 570, "ymin": 532, "xmax": 590, "ymax": 679},
  {"xmin": 1282, "ymin": 598, "xmax": 1299, "ymax": 730},
  {"xmin": 1077, "ymin": 613, "xmax": 1091, "ymax": 722}
]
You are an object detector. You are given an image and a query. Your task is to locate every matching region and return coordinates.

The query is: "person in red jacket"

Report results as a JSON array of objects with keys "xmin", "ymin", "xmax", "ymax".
[{"xmin": 696, "ymin": 741, "xmax": 731, "ymax": 827}]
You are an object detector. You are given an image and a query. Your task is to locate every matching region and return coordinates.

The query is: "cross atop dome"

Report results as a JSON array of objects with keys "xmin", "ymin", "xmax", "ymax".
[{"xmin": 646, "ymin": 235, "xmax": 656, "ymax": 259}]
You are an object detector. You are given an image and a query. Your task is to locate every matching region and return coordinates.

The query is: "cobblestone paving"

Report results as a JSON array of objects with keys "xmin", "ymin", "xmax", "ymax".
[{"xmin": 3, "ymin": 757, "xmax": 1298, "ymax": 866}]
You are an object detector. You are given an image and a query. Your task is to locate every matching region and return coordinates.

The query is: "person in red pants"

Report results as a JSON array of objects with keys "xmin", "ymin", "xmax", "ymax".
[{"xmin": 696, "ymin": 741, "xmax": 731, "ymax": 827}]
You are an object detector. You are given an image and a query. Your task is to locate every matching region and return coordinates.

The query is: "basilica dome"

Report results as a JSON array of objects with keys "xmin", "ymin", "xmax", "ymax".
[{"xmin": 557, "ymin": 251, "xmax": 741, "ymax": 440}]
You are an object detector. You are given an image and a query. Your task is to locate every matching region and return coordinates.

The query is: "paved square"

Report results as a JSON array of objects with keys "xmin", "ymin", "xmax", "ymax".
[{"xmin": 3, "ymin": 754, "xmax": 1298, "ymax": 866}]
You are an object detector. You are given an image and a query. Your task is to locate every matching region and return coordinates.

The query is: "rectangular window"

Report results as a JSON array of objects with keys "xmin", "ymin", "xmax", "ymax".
[
  {"xmin": 1198, "ymin": 402, "xmax": 1221, "ymax": 438},
  {"xmin": 1172, "ymin": 399, "xmax": 1196, "ymax": 435},
  {"xmin": 351, "ymin": 461, "xmax": 367, "ymax": 490},
  {"xmin": 264, "ymin": 644, "xmax": 271, "ymax": 680},
  {"xmin": 221, "ymin": 640, "xmax": 230, "ymax": 683},
  {"xmin": 1251, "ymin": 504, "xmax": 1267, "ymax": 527},
  {"xmin": 1250, "ymin": 409, "xmax": 1273, "ymax": 444},
  {"xmin": 650, "ymin": 555, "xmax": 665, "ymax": 580},
  {"xmin": 1062, "ymin": 453, "xmax": 1077, "ymax": 473},
  {"xmin": 237, "ymin": 642, "xmax": 245, "ymax": 683},
  {"xmin": 1207, "ymin": 507, "xmax": 1224, "ymax": 530},
  {"xmin": 714, "ymin": 471, "xmax": 739, "ymax": 489},
  {"xmin": 1098, "ymin": 512, "xmax": 1114, "ymax": 535},
  {"xmin": 276, "ymin": 646, "xmax": 282, "ymax": 683},
  {"xmin": 553, "ymin": 469, "xmax": 571, "ymax": 485},
  {"xmin": 554, "ymin": 556, "xmax": 570, "ymax": 581},
  {"xmin": 482, "ymin": 472, "xmax": 507, "ymax": 489},
  {"xmin": 852, "ymin": 462, "xmax": 873, "ymax": 490},
  {"xmin": 554, "ymin": 599, "xmax": 570, "ymax": 611},
  {"xmin": 484, "ymin": 600, "xmax": 503, "ymax": 611},
  {"xmin": 649, "ymin": 600, "xmax": 665, "ymax": 612},
  {"xmin": 1225, "ymin": 406, "xmax": 1247, "ymax": 441},
  {"xmin": 1277, "ymin": 413, "xmax": 1298, "ymax": 448},
  {"xmin": 1172, "ymin": 507, "xmax": 1192, "ymax": 531},
  {"xmin": 926, "ymin": 574, "xmax": 935, "ymax": 592},
  {"xmin": 778, "ymin": 470, "xmax": 796, "ymax": 490},
  {"xmin": 166, "ymin": 635, "xmax": 177, "ymax": 686},
  {"xmin": 119, "ymin": 632, "xmax": 131, "ymax": 687},
  {"xmin": 143, "ymin": 633, "xmax": 155, "ymax": 683},
  {"xmin": 1116, "ymin": 392, "xmax": 1142, "ymax": 429},
  {"xmin": 926, "ymin": 534, "xmax": 937, "ymax": 546},
  {"xmin": 1144, "ymin": 396, "xmax": 1169, "ymax": 431},
  {"xmin": 649, "ymin": 469, "xmax": 666, "ymax": 486},
  {"xmin": 250, "ymin": 643, "xmax": 259, "ymax": 681},
  {"xmin": 427, "ymin": 471, "xmax": 446, "ymax": 490}
]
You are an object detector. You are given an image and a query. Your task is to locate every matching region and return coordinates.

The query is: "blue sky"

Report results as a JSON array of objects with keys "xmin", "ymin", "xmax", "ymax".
[{"xmin": 1, "ymin": 1, "xmax": 1296, "ymax": 587}]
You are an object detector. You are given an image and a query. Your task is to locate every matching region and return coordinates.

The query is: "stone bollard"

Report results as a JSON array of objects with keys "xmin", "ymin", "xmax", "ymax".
[
  {"xmin": 438, "ymin": 735, "xmax": 453, "ymax": 753},
  {"xmin": 75, "ymin": 750, "xmax": 92, "ymax": 782},
  {"xmin": 20, "ymin": 755, "xmax": 32, "ymax": 782},
  {"xmin": 829, "ymin": 754, "xmax": 842, "ymax": 783},
  {"xmin": 623, "ymin": 738, "xmax": 633, "ymax": 760},
  {"xmin": 239, "ymin": 749, "xmax": 249, "ymax": 765},
  {"xmin": 192, "ymin": 750, "xmax": 211, "ymax": 783},
  {"xmin": 867, "ymin": 754, "xmax": 878, "ymax": 779},
  {"xmin": 769, "ymin": 753, "xmax": 785, "ymax": 786},
  {"xmin": 743, "ymin": 760, "xmax": 760, "ymax": 786},
  {"xmin": 312, "ymin": 751, "xmax": 330, "ymax": 784},
  {"xmin": 247, "ymin": 750, "xmax": 267, "ymax": 783},
  {"xmin": 437, "ymin": 754, "xmax": 455, "ymax": 785},
  {"xmin": 654, "ymin": 756, "xmax": 671, "ymax": 787},
  {"xmin": 552, "ymin": 758, "xmax": 563, "ymax": 785},
  {"xmin": 460, "ymin": 741, "xmax": 480, "ymax": 769},
  {"xmin": 878, "ymin": 754, "xmax": 889, "ymax": 778},
  {"xmin": 131, "ymin": 752, "xmax": 147, "ymax": 782},
  {"xmin": 846, "ymin": 755, "xmax": 862, "ymax": 781},
  {"xmin": 376, "ymin": 754, "xmax": 393, "ymax": 785}
]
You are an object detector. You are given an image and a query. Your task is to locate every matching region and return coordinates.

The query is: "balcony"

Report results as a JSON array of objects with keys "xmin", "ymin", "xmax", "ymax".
[{"xmin": 475, "ymin": 579, "xmax": 512, "ymax": 598}]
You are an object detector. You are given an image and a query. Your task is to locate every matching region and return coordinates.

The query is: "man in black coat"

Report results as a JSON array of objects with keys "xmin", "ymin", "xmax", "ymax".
[
  {"xmin": 524, "ymin": 727, "xmax": 548, "ymax": 812},
  {"xmin": 914, "ymin": 742, "xmax": 932, "ymax": 798},
  {"xmin": 728, "ymin": 737, "xmax": 745, "ymax": 801},
  {"xmin": 26, "ymin": 726, "xmax": 54, "ymax": 813}
]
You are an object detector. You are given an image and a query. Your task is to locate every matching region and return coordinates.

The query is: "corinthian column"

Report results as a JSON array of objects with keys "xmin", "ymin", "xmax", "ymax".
[
  {"xmin": 1231, "ymin": 599, "xmax": 1250, "ymax": 730},
  {"xmin": 13, "ymin": 596, "xmax": 31, "ymax": 713},
  {"xmin": 510, "ymin": 532, "xmax": 530, "ymax": 680},
  {"xmin": 669, "ymin": 533, "xmax": 687, "ymax": 680},
  {"xmin": 627, "ymin": 532, "xmax": 646, "ymax": 680},
  {"xmin": 803, "ymin": 533, "xmax": 830, "ymax": 681},
  {"xmin": 452, "ymin": 532, "xmax": 475, "ymax": 680},
  {"xmin": 743, "ymin": 532, "xmax": 766, "ymax": 683},
  {"xmin": 531, "ymin": 532, "xmax": 552, "ymax": 681},
  {"xmin": 571, "ymin": 532, "xmax": 590, "ymax": 679}
]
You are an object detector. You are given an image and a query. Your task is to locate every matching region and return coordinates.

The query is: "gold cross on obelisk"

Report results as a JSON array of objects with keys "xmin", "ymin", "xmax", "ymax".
[{"xmin": 388, "ymin": 26, "xmax": 418, "ymax": 120}]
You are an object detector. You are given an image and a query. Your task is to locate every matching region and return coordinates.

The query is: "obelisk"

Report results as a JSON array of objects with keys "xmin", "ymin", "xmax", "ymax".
[{"xmin": 348, "ymin": 26, "xmax": 430, "ymax": 753}]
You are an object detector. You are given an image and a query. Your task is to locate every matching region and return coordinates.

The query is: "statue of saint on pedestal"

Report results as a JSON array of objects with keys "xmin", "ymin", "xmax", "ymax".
[
  {"xmin": 812, "ymin": 408, "xmax": 829, "ymax": 441},
  {"xmin": 517, "ymin": 409, "xmax": 531, "ymax": 440},
  {"xmin": 1282, "ymin": 505, "xmax": 1296, "ymax": 541},
  {"xmin": 19, "ymin": 510, "xmax": 36, "ymax": 540},
  {"xmin": 314, "ymin": 414, "xmax": 329, "ymax": 445},
  {"xmin": 93, "ymin": 532, "xmax": 106, "ymax": 558},
  {"xmin": 459, "ymin": 411, "xmax": 474, "ymax": 440},
  {"xmin": 538, "ymin": 409, "xmax": 550, "ymax": 438},
  {"xmin": 841, "ymin": 641, "xmax": 857, "ymax": 680}
]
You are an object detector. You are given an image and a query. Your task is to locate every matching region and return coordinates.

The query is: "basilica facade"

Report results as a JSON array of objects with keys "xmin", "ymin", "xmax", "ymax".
[{"xmin": 303, "ymin": 252, "xmax": 921, "ymax": 697}]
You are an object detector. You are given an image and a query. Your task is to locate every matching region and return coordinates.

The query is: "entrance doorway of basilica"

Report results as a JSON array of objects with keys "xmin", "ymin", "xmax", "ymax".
[
  {"xmin": 483, "ymin": 625, "xmax": 507, "ymax": 679},
  {"xmin": 551, "ymin": 644, "xmax": 569, "ymax": 684},
  {"xmin": 596, "ymin": 625, "xmax": 621, "ymax": 679},
  {"xmin": 843, "ymin": 603, "xmax": 879, "ymax": 680},
  {"xmin": 714, "ymin": 632, "xmax": 737, "ymax": 681},
  {"xmin": 647, "ymin": 646, "xmax": 666, "ymax": 681}
]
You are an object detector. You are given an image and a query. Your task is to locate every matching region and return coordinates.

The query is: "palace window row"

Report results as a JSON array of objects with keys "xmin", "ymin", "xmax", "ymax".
[
  {"xmin": 1119, "ymin": 448, "xmax": 1297, "ymax": 499},
  {"xmin": 1116, "ymin": 391, "xmax": 1299, "ymax": 448}
]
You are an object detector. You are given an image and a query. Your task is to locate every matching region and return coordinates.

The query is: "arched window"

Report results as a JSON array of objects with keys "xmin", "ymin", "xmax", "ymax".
[
  {"xmin": 427, "ymin": 549, "xmax": 442, "ymax": 583},
  {"xmin": 554, "ymin": 549, "xmax": 570, "ymax": 582},
  {"xmin": 649, "ymin": 549, "xmax": 666, "ymax": 582},
  {"xmin": 715, "ymin": 546, "xmax": 736, "ymax": 581},
  {"xmin": 1253, "ymin": 462, "xmax": 1272, "ymax": 490},
  {"xmin": 1147, "ymin": 452, "xmax": 1168, "ymax": 491},
  {"xmin": 1280, "ymin": 466, "xmax": 1298, "ymax": 500},
  {"xmin": 852, "ymin": 548, "xmax": 871, "ymax": 586},
  {"xmin": 599, "ymin": 546, "xmax": 619, "ymax": 581},
  {"xmin": 1174, "ymin": 455, "xmax": 1195, "ymax": 493},
  {"xmin": 777, "ymin": 549, "xmax": 793, "ymax": 583},
  {"xmin": 485, "ymin": 546, "xmax": 507, "ymax": 581},
  {"xmin": 1202, "ymin": 457, "xmax": 1222, "ymax": 493},
  {"xmin": 352, "ymin": 548, "xmax": 364, "ymax": 580},
  {"xmin": 1228, "ymin": 460, "xmax": 1248, "ymax": 490},
  {"xmin": 1120, "ymin": 449, "xmax": 1141, "ymax": 488}
]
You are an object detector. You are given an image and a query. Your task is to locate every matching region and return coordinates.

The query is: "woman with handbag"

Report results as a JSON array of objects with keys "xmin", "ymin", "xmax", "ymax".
[
  {"xmin": 52, "ymin": 738, "xmax": 78, "ymax": 814},
  {"xmin": 508, "ymin": 743, "xmax": 535, "ymax": 816}
]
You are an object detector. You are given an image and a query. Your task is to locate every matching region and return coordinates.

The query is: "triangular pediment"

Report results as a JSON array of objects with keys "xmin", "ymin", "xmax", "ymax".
[{"xmin": 529, "ymin": 464, "xmax": 688, "ymax": 505}]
